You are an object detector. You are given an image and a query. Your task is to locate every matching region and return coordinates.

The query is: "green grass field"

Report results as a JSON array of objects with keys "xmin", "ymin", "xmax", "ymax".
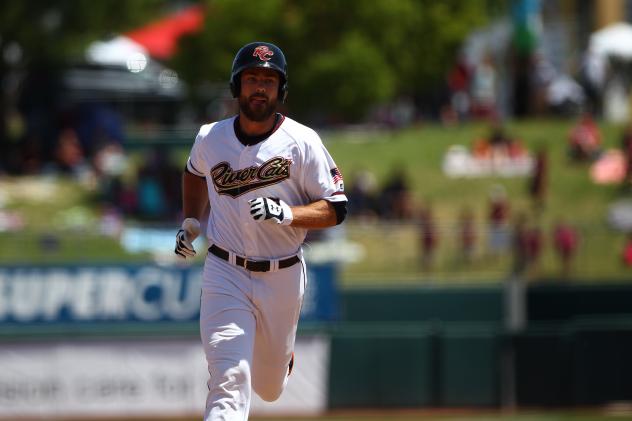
[
  {"xmin": 322, "ymin": 119, "xmax": 631, "ymax": 285},
  {"xmin": 1, "ymin": 119, "xmax": 631, "ymax": 285}
]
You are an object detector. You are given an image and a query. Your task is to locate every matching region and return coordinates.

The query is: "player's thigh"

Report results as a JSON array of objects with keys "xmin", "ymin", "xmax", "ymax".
[
  {"xmin": 200, "ymin": 260, "xmax": 257, "ymax": 368},
  {"xmin": 251, "ymin": 261, "xmax": 305, "ymax": 390},
  {"xmin": 200, "ymin": 292, "xmax": 256, "ymax": 369}
]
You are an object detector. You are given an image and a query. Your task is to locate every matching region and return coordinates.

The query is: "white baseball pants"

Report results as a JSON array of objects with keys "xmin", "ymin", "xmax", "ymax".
[{"xmin": 200, "ymin": 252, "xmax": 306, "ymax": 421}]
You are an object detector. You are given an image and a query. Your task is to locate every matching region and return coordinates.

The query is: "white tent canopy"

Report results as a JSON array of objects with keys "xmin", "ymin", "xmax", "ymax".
[
  {"xmin": 86, "ymin": 36, "xmax": 149, "ymax": 69},
  {"xmin": 589, "ymin": 22, "xmax": 632, "ymax": 59}
]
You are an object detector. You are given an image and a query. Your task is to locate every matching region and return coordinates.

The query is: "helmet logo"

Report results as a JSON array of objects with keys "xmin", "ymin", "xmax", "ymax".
[{"xmin": 253, "ymin": 45, "xmax": 274, "ymax": 61}]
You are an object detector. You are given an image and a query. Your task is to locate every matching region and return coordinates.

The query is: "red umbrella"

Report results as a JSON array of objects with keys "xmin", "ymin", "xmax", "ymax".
[{"xmin": 125, "ymin": 5, "xmax": 204, "ymax": 60}]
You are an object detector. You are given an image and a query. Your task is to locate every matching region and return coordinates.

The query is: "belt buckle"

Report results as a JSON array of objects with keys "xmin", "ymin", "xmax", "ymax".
[{"xmin": 241, "ymin": 256, "xmax": 248, "ymax": 269}]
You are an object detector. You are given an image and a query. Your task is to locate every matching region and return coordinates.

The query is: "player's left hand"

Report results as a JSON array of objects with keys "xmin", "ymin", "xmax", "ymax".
[{"xmin": 249, "ymin": 197, "xmax": 293, "ymax": 225}]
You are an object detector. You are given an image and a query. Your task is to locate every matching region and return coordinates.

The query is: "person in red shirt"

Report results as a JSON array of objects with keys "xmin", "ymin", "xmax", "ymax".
[
  {"xmin": 419, "ymin": 205, "xmax": 438, "ymax": 271},
  {"xmin": 553, "ymin": 219, "xmax": 579, "ymax": 278},
  {"xmin": 528, "ymin": 147, "xmax": 548, "ymax": 212},
  {"xmin": 568, "ymin": 111, "xmax": 602, "ymax": 161}
]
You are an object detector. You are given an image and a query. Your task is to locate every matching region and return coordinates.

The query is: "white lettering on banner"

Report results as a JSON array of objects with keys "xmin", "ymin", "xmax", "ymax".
[
  {"xmin": 11, "ymin": 273, "xmax": 43, "ymax": 321},
  {"xmin": 0, "ymin": 267, "xmax": 202, "ymax": 323},
  {"xmin": 163, "ymin": 271, "xmax": 202, "ymax": 320},
  {"xmin": 42, "ymin": 270, "xmax": 72, "ymax": 320},
  {"xmin": 99, "ymin": 269, "xmax": 133, "ymax": 319},
  {"xmin": 75, "ymin": 270, "xmax": 100, "ymax": 319},
  {"xmin": 133, "ymin": 267, "xmax": 164, "ymax": 321}
]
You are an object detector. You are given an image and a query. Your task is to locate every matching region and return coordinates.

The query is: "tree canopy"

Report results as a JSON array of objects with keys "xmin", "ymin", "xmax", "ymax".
[
  {"xmin": 0, "ymin": 0, "xmax": 502, "ymax": 124},
  {"xmin": 171, "ymin": 0, "xmax": 501, "ymax": 122},
  {"xmin": 0, "ymin": 0, "xmax": 165, "ymax": 64}
]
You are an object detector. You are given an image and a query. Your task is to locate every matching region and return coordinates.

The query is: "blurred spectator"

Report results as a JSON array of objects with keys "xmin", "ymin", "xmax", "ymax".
[
  {"xmin": 447, "ymin": 53, "xmax": 472, "ymax": 122},
  {"xmin": 418, "ymin": 204, "xmax": 438, "ymax": 270},
  {"xmin": 380, "ymin": 167, "xmax": 414, "ymax": 220},
  {"xmin": 108, "ymin": 177, "xmax": 139, "ymax": 216},
  {"xmin": 487, "ymin": 184, "xmax": 511, "ymax": 258},
  {"xmin": 472, "ymin": 123, "xmax": 528, "ymax": 163},
  {"xmin": 93, "ymin": 142, "xmax": 129, "ymax": 179},
  {"xmin": 75, "ymin": 103, "xmax": 125, "ymax": 157},
  {"xmin": 5, "ymin": 134, "xmax": 44, "ymax": 175},
  {"xmin": 470, "ymin": 53, "xmax": 497, "ymax": 119},
  {"xmin": 525, "ymin": 223, "xmax": 543, "ymax": 275},
  {"xmin": 46, "ymin": 127, "xmax": 92, "ymax": 182},
  {"xmin": 528, "ymin": 146, "xmax": 548, "ymax": 212},
  {"xmin": 511, "ymin": 213, "xmax": 542, "ymax": 278},
  {"xmin": 135, "ymin": 149, "xmax": 182, "ymax": 221},
  {"xmin": 623, "ymin": 233, "xmax": 632, "ymax": 267},
  {"xmin": 458, "ymin": 207, "xmax": 477, "ymax": 264},
  {"xmin": 511, "ymin": 212, "xmax": 529, "ymax": 276},
  {"xmin": 620, "ymin": 124, "xmax": 632, "ymax": 187},
  {"xmin": 568, "ymin": 111, "xmax": 602, "ymax": 162},
  {"xmin": 347, "ymin": 170, "xmax": 379, "ymax": 219},
  {"xmin": 553, "ymin": 219, "xmax": 579, "ymax": 278}
]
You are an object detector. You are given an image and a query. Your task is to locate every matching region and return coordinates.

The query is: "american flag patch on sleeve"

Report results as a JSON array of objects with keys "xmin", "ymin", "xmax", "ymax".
[{"xmin": 330, "ymin": 167, "xmax": 343, "ymax": 183}]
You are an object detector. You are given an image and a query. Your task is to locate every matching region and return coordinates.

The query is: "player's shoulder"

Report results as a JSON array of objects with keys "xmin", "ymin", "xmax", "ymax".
[
  {"xmin": 195, "ymin": 116, "xmax": 235, "ymax": 140},
  {"xmin": 279, "ymin": 116, "xmax": 323, "ymax": 146}
]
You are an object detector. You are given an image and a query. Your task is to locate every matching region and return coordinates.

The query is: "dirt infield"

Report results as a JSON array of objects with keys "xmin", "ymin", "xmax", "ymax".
[
  {"xmin": 27, "ymin": 407, "xmax": 632, "ymax": 421},
  {"xmin": 250, "ymin": 408, "xmax": 632, "ymax": 421}
]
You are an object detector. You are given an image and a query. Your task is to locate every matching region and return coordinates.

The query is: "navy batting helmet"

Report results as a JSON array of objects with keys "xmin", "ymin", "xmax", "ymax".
[{"xmin": 229, "ymin": 42, "xmax": 288, "ymax": 103}]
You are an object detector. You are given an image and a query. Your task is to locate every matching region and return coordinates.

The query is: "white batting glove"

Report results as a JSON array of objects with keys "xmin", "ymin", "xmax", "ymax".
[
  {"xmin": 174, "ymin": 218, "xmax": 200, "ymax": 258},
  {"xmin": 249, "ymin": 197, "xmax": 293, "ymax": 225}
]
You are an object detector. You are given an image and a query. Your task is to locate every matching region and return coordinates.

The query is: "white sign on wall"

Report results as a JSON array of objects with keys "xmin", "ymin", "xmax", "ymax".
[{"xmin": 0, "ymin": 336, "xmax": 329, "ymax": 419}]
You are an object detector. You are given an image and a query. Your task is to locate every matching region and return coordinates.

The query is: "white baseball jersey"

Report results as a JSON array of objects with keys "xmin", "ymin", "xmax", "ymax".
[{"xmin": 187, "ymin": 114, "xmax": 347, "ymax": 259}]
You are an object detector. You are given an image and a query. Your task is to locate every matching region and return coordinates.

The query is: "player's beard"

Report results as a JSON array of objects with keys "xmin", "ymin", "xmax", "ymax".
[{"xmin": 239, "ymin": 93, "xmax": 278, "ymax": 122}]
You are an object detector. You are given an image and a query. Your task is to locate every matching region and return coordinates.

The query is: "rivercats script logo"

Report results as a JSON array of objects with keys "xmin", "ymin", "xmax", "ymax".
[{"xmin": 211, "ymin": 157, "xmax": 291, "ymax": 198}]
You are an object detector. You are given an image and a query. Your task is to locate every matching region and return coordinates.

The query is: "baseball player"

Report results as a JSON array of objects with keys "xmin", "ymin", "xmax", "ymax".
[{"xmin": 174, "ymin": 41, "xmax": 347, "ymax": 420}]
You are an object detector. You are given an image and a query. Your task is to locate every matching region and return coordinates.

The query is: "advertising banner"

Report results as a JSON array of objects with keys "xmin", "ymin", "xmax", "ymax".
[
  {"xmin": 0, "ymin": 336, "xmax": 329, "ymax": 418},
  {"xmin": 0, "ymin": 263, "xmax": 339, "ymax": 325}
]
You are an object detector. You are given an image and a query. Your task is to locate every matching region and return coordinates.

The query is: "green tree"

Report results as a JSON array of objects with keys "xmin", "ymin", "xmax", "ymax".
[
  {"xmin": 171, "ymin": 0, "xmax": 500, "ymax": 122},
  {"xmin": 0, "ymin": 0, "xmax": 166, "ymax": 62}
]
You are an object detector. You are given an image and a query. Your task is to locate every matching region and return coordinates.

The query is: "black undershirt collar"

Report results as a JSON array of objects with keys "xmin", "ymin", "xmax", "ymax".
[{"xmin": 234, "ymin": 113, "xmax": 282, "ymax": 146}]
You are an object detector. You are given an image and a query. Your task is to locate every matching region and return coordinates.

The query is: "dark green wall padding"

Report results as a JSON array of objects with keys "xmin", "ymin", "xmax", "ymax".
[
  {"xmin": 327, "ymin": 323, "xmax": 500, "ymax": 409},
  {"xmin": 327, "ymin": 284, "xmax": 632, "ymax": 409}
]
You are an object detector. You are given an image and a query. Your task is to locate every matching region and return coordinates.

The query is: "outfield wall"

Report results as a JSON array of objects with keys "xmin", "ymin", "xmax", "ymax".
[{"xmin": 1, "ymin": 265, "xmax": 631, "ymax": 418}]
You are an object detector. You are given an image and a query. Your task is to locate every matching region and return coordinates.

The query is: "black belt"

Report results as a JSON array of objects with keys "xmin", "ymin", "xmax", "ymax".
[{"xmin": 208, "ymin": 244, "xmax": 300, "ymax": 272}]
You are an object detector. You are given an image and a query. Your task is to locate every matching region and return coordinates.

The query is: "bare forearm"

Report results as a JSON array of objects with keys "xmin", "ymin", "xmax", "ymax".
[
  {"xmin": 289, "ymin": 199, "xmax": 337, "ymax": 229},
  {"xmin": 182, "ymin": 171, "xmax": 209, "ymax": 220}
]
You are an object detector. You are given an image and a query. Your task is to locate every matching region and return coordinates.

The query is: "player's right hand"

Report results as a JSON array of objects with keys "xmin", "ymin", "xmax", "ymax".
[{"xmin": 175, "ymin": 229, "xmax": 196, "ymax": 258}]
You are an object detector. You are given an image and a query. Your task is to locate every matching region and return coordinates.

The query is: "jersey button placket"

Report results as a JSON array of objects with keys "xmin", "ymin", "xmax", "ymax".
[{"xmin": 240, "ymin": 146, "xmax": 257, "ymax": 257}]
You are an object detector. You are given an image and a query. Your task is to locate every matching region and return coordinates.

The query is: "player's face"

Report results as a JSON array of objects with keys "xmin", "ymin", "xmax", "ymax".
[{"xmin": 239, "ymin": 68, "xmax": 280, "ymax": 122}]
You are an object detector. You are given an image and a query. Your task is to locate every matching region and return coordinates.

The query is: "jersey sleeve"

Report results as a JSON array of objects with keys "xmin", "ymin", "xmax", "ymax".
[
  {"xmin": 186, "ymin": 124, "xmax": 212, "ymax": 177},
  {"xmin": 303, "ymin": 135, "xmax": 348, "ymax": 204}
]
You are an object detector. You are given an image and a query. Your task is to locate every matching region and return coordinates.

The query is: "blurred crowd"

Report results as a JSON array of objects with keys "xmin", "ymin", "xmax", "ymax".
[
  {"xmin": 1, "ymin": 99, "xmax": 184, "ymax": 224},
  {"xmin": 347, "ymin": 121, "xmax": 632, "ymax": 280},
  {"xmin": 347, "ymin": 165, "xmax": 580, "ymax": 279}
]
